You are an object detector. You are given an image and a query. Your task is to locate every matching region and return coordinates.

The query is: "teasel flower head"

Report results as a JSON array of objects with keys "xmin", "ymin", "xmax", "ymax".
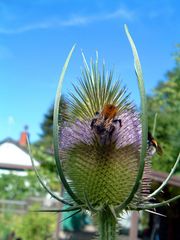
[{"xmin": 29, "ymin": 25, "xmax": 180, "ymax": 240}]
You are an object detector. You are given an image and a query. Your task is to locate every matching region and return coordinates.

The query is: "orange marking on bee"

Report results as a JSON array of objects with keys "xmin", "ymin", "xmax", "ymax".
[
  {"xmin": 101, "ymin": 104, "xmax": 118, "ymax": 120},
  {"xmin": 151, "ymin": 139, "xmax": 158, "ymax": 148}
]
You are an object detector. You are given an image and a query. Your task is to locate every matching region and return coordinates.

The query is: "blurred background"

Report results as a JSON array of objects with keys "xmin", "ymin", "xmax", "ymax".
[{"xmin": 0, "ymin": 0, "xmax": 179, "ymax": 239}]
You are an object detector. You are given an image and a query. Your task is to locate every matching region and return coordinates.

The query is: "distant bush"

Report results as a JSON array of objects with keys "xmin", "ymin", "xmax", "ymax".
[
  {"xmin": 0, "ymin": 205, "xmax": 56, "ymax": 240},
  {"xmin": 14, "ymin": 204, "xmax": 56, "ymax": 240}
]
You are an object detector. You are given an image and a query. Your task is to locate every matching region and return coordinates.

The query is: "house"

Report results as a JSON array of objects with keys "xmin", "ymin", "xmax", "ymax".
[
  {"xmin": 0, "ymin": 129, "xmax": 40, "ymax": 213},
  {"xmin": 0, "ymin": 128, "xmax": 38, "ymax": 174}
]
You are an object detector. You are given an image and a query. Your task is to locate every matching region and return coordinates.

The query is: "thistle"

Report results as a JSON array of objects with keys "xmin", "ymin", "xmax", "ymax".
[{"xmin": 29, "ymin": 25, "xmax": 180, "ymax": 240}]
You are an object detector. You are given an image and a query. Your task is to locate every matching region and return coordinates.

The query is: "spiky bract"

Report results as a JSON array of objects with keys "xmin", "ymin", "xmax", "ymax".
[{"xmin": 69, "ymin": 55, "xmax": 131, "ymax": 120}]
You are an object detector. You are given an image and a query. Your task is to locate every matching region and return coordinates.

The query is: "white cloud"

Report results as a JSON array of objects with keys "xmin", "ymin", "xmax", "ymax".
[
  {"xmin": 104, "ymin": 8, "xmax": 134, "ymax": 21},
  {"xmin": 0, "ymin": 22, "xmax": 51, "ymax": 34},
  {"xmin": 0, "ymin": 8, "xmax": 134, "ymax": 34}
]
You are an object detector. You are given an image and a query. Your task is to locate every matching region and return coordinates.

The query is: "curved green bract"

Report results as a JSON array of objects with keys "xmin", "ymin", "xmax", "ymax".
[
  {"xmin": 59, "ymin": 209, "xmax": 82, "ymax": 224},
  {"xmin": 152, "ymin": 113, "xmax": 158, "ymax": 136},
  {"xmin": 53, "ymin": 45, "xmax": 83, "ymax": 205},
  {"xmin": 83, "ymin": 190, "xmax": 97, "ymax": 212},
  {"xmin": 147, "ymin": 153, "xmax": 180, "ymax": 199},
  {"xmin": 138, "ymin": 195, "xmax": 180, "ymax": 209},
  {"xmin": 117, "ymin": 25, "xmax": 148, "ymax": 211},
  {"xmin": 27, "ymin": 137, "xmax": 72, "ymax": 206},
  {"xmin": 34, "ymin": 205, "xmax": 83, "ymax": 213}
]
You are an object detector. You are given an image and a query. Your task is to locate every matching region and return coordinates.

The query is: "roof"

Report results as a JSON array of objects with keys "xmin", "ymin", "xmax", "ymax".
[{"xmin": 0, "ymin": 138, "xmax": 39, "ymax": 170}]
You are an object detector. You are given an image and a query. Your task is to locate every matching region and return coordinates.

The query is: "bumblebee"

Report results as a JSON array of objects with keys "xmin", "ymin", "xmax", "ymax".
[
  {"xmin": 91, "ymin": 104, "xmax": 122, "ymax": 145},
  {"xmin": 148, "ymin": 131, "xmax": 163, "ymax": 155}
]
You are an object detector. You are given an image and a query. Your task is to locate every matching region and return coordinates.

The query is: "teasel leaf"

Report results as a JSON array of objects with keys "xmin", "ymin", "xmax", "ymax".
[
  {"xmin": 116, "ymin": 25, "xmax": 148, "ymax": 211},
  {"xmin": 33, "ymin": 205, "xmax": 83, "ymax": 213},
  {"xmin": 53, "ymin": 45, "xmax": 83, "ymax": 205},
  {"xmin": 152, "ymin": 113, "xmax": 158, "ymax": 136},
  {"xmin": 147, "ymin": 153, "xmax": 180, "ymax": 199},
  {"xmin": 59, "ymin": 209, "xmax": 82, "ymax": 224},
  {"xmin": 138, "ymin": 195, "xmax": 180, "ymax": 210}
]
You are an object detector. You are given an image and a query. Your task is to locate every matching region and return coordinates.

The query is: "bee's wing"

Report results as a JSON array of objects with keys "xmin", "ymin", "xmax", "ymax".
[{"xmin": 156, "ymin": 144, "xmax": 163, "ymax": 156}]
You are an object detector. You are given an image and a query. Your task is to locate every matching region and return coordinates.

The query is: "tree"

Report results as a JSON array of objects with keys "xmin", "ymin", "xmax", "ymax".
[
  {"xmin": 147, "ymin": 46, "xmax": 180, "ymax": 173},
  {"xmin": 39, "ymin": 96, "xmax": 68, "ymax": 146}
]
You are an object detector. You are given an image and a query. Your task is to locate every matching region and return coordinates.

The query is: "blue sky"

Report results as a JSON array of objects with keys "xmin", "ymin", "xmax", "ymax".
[{"xmin": 0, "ymin": 0, "xmax": 180, "ymax": 142}]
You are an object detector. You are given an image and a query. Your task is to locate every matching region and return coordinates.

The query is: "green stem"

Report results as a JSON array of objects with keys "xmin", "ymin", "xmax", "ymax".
[{"xmin": 97, "ymin": 207, "xmax": 117, "ymax": 240}]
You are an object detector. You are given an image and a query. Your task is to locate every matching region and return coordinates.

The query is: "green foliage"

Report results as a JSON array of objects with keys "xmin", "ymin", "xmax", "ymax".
[
  {"xmin": 0, "ymin": 205, "xmax": 56, "ymax": 240},
  {"xmin": 14, "ymin": 205, "xmax": 56, "ymax": 240},
  {"xmin": 0, "ymin": 173, "xmax": 44, "ymax": 200},
  {"xmin": 0, "ymin": 211, "xmax": 14, "ymax": 239},
  {"xmin": 147, "ymin": 46, "xmax": 180, "ymax": 172}
]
